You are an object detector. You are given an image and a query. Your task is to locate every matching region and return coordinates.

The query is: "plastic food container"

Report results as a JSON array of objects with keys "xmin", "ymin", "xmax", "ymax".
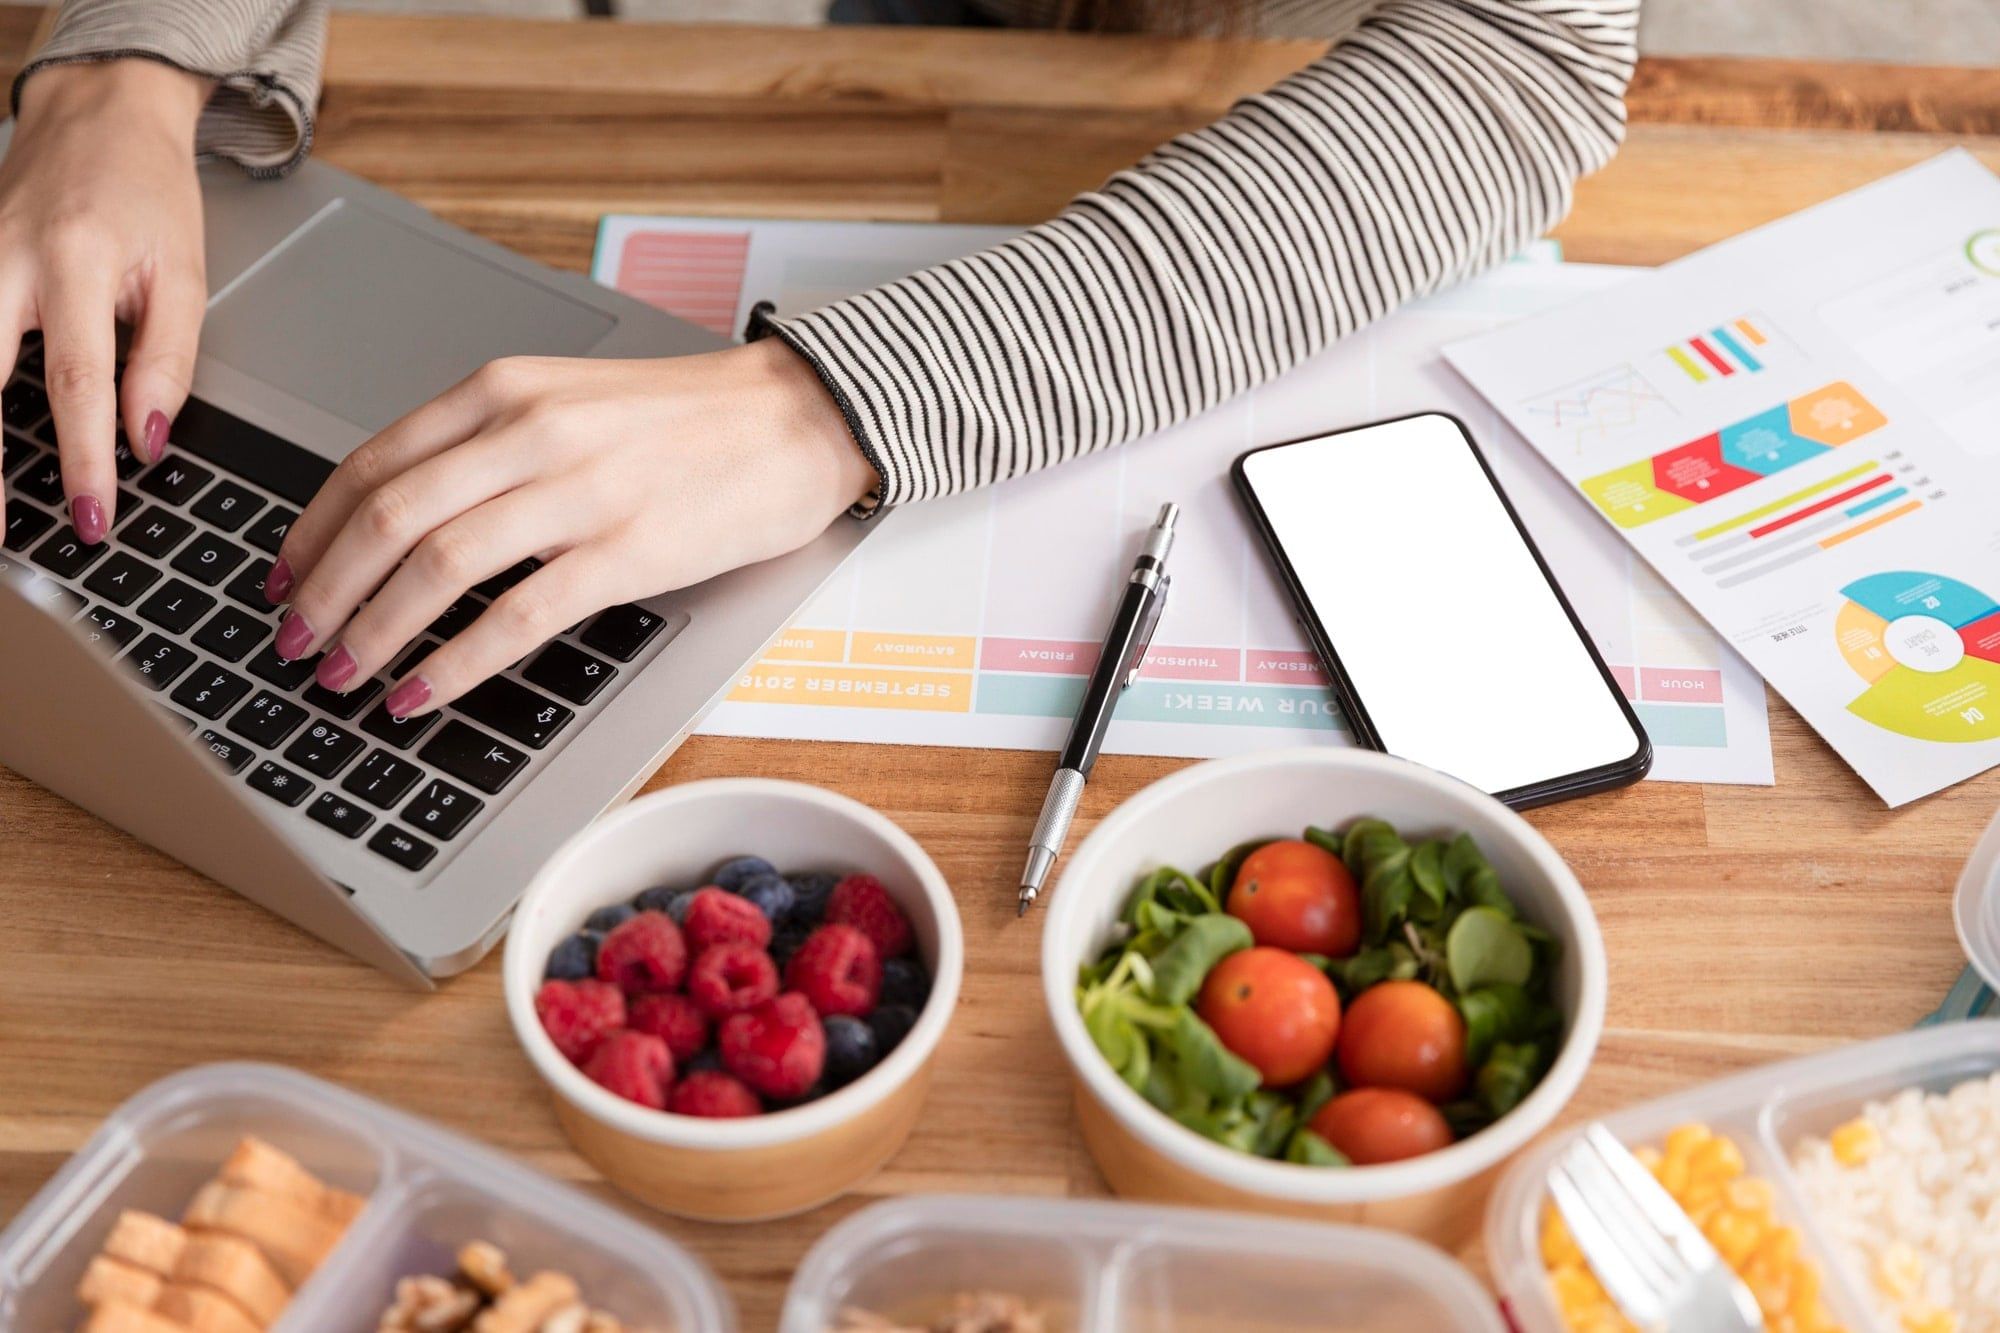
[
  {"xmin": 0, "ymin": 1063, "xmax": 735, "ymax": 1332},
  {"xmin": 1488, "ymin": 1021, "xmax": 2000, "ymax": 1333},
  {"xmin": 777, "ymin": 1194, "xmax": 1507, "ymax": 1333},
  {"xmin": 1042, "ymin": 748, "xmax": 1606, "ymax": 1247},
  {"xmin": 1953, "ymin": 805, "xmax": 2000, "ymax": 991}
]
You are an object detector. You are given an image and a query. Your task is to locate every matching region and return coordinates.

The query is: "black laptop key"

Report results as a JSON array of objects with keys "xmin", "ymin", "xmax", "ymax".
[
  {"xmin": 136, "ymin": 579, "xmax": 217, "ymax": 635},
  {"xmin": 456, "ymin": 676, "xmax": 572, "ymax": 749},
  {"xmin": 123, "ymin": 634, "xmax": 196, "ymax": 690},
  {"xmin": 195, "ymin": 730, "xmax": 255, "ymax": 774},
  {"xmin": 2, "ymin": 378, "xmax": 49, "ymax": 430},
  {"xmin": 342, "ymin": 748, "xmax": 424, "ymax": 809},
  {"xmin": 284, "ymin": 719, "xmax": 366, "ymax": 778},
  {"xmin": 303, "ymin": 676, "xmax": 382, "ymax": 721},
  {"xmin": 167, "ymin": 397, "xmax": 334, "ymax": 509},
  {"xmin": 306, "ymin": 791, "xmax": 374, "ymax": 839},
  {"xmin": 472, "ymin": 558, "xmax": 539, "ymax": 600},
  {"xmin": 80, "ymin": 605, "xmax": 144, "ymax": 653},
  {"xmin": 224, "ymin": 558, "xmax": 276, "ymax": 611},
  {"xmin": 418, "ymin": 720, "xmax": 528, "ymax": 794},
  {"xmin": 392, "ymin": 640, "xmax": 439, "ymax": 678},
  {"xmin": 170, "ymin": 664, "xmax": 252, "ymax": 721},
  {"xmin": 523, "ymin": 640, "xmax": 617, "ymax": 705},
  {"xmin": 427, "ymin": 595, "xmax": 484, "ymax": 640},
  {"xmin": 227, "ymin": 689, "xmax": 309, "ymax": 748},
  {"xmin": 136, "ymin": 457, "xmax": 214, "ymax": 506},
  {"xmin": 119, "ymin": 505, "xmax": 195, "ymax": 558},
  {"xmin": 580, "ymin": 604, "xmax": 669, "ymax": 662},
  {"xmin": 32, "ymin": 582, "xmax": 88, "ymax": 619},
  {"xmin": 189, "ymin": 479, "xmax": 264, "ymax": 532},
  {"xmin": 247, "ymin": 642, "xmax": 319, "ymax": 691},
  {"xmin": 108, "ymin": 433, "xmax": 145, "ymax": 480},
  {"xmin": 15, "ymin": 452, "xmax": 66, "ymax": 506},
  {"xmin": 192, "ymin": 605, "xmax": 270, "ymax": 662},
  {"xmin": 82, "ymin": 552, "xmax": 163, "ymax": 608},
  {"xmin": 243, "ymin": 506, "xmax": 296, "ymax": 555},
  {"xmin": 30, "ymin": 528, "xmax": 107, "ymax": 578},
  {"xmin": 16, "ymin": 341, "xmax": 40, "ymax": 375},
  {"xmin": 400, "ymin": 777, "xmax": 482, "ymax": 840},
  {"xmin": 368, "ymin": 824, "xmax": 437, "ymax": 872},
  {"xmin": 2, "ymin": 432, "xmax": 35, "ymax": 476},
  {"xmin": 170, "ymin": 532, "xmax": 249, "ymax": 587},
  {"xmin": 247, "ymin": 760, "xmax": 314, "ymax": 808},
  {"xmin": 360, "ymin": 700, "xmax": 442, "ymax": 749},
  {"xmin": 3, "ymin": 498, "xmax": 53, "ymax": 552}
]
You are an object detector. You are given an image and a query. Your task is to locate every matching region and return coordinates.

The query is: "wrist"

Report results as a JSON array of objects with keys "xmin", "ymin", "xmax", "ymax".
[
  {"xmin": 738, "ymin": 337, "xmax": 880, "ymax": 514},
  {"xmin": 17, "ymin": 58, "xmax": 212, "ymax": 146}
]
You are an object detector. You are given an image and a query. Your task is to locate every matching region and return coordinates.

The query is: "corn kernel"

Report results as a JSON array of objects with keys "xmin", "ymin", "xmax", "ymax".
[
  {"xmin": 1727, "ymin": 1177, "xmax": 1776, "ymax": 1216},
  {"xmin": 1707, "ymin": 1210, "xmax": 1762, "ymax": 1269},
  {"xmin": 1830, "ymin": 1117, "xmax": 1881, "ymax": 1167},
  {"xmin": 1691, "ymin": 1133, "xmax": 1746, "ymax": 1183},
  {"xmin": 1877, "ymin": 1240, "xmax": 1923, "ymax": 1300},
  {"xmin": 1664, "ymin": 1123, "xmax": 1713, "ymax": 1160},
  {"xmin": 1789, "ymin": 1258, "xmax": 1820, "ymax": 1308},
  {"xmin": 1901, "ymin": 1306, "xmax": 1957, "ymax": 1333},
  {"xmin": 1752, "ymin": 1225, "xmax": 1801, "ymax": 1273}
]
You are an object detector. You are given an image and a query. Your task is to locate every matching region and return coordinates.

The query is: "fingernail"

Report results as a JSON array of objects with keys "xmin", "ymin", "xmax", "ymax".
[
  {"xmin": 70, "ymin": 495, "xmax": 106, "ymax": 545},
  {"xmin": 264, "ymin": 557, "xmax": 294, "ymax": 605},
  {"xmin": 274, "ymin": 611, "xmax": 314, "ymax": 661},
  {"xmin": 316, "ymin": 644, "xmax": 357, "ymax": 692},
  {"xmin": 142, "ymin": 410, "xmax": 170, "ymax": 465},
  {"xmin": 385, "ymin": 676, "xmax": 431, "ymax": 719}
]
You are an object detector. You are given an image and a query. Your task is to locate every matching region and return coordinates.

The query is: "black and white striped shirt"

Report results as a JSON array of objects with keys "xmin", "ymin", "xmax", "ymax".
[{"xmin": 19, "ymin": 0, "xmax": 1638, "ymax": 511}]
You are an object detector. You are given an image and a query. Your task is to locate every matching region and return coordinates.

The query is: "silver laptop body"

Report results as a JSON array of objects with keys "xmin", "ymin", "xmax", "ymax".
[{"xmin": 0, "ymin": 145, "xmax": 877, "ymax": 985}]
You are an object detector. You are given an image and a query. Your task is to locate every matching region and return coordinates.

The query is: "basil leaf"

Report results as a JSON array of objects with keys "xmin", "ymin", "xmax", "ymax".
[
  {"xmin": 1084, "ymin": 997, "xmax": 1152, "ymax": 1092},
  {"xmin": 1446, "ymin": 905, "xmax": 1534, "ymax": 994},
  {"xmin": 1249, "ymin": 1090, "xmax": 1298, "ymax": 1158},
  {"xmin": 1148, "ymin": 913, "xmax": 1253, "ymax": 1006},
  {"xmin": 1440, "ymin": 1098, "xmax": 1491, "ymax": 1140},
  {"xmin": 1303, "ymin": 824, "xmax": 1344, "ymax": 859},
  {"xmin": 1166, "ymin": 1007, "xmax": 1263, "ymax": 1101},
  {"xmin": 1457, "ymin": 982, "xmax": 1534, "ymax": 1067},
  {"xmin": 1284, "ymin": 1128, "xmax": 1350, "ymax": 1167},
  {"xmin": 1475, "ymin": 1040, "xmax": 1546, "ymax": 1119},
  {"xmin": 1441, "ymin": 833, "xmax": 1511, "ymax": 915},
  {"xmin": 1295, "ymin": 1070, "xmax": 1337, "ymax": 1125},
  {"xmin": 1207, "ymin": 839, "xmax": 1271, "ymax": 904},
  {"xmin": 1409, "ymin": 840, "xmax": 1447, "ymax": 912},
  {"xmin": 1335, "ymin": 941, "xmax": 1419, "ymax": 995}
]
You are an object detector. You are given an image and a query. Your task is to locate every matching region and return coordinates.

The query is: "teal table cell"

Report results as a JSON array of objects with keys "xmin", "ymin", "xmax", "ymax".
[
  {"xmin": 976, "ymin": 673, "xmax": 1345, "ymax": 731},
  {"xmin": 1633, "ymin": 702, "xmax": 1728, "ymax": 748}
]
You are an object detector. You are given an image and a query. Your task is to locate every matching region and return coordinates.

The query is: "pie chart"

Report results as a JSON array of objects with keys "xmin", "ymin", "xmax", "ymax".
[{"xmin": 1838, "ymin": 572, "xmax": 2000, "ymax": 742}]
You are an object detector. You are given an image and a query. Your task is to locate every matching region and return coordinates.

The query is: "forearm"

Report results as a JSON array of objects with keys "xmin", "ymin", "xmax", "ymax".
[
  {"xmin": 769, "ymin": 0, "xmax": 1639, "ymax": 509},
  {"xmin": 13, "ymin": 0, "xmax": 330, "ymax": 177}
]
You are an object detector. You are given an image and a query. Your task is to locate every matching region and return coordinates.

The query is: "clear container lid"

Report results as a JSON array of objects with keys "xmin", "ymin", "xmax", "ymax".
[
  {"xmin": 777, "ymin": 1194, "xmax": 1506, "ymax": 1333},
  {"xmin": 1954, "ymin": 805, "xmax": 2000, "ymax": 992},
  {"xmin": 1486, "ymin": 1021, "xmax": 2000, "ymax": 1333},
  {"xmin": 0, "ymin": 1062, "xmax": 734, "ymax": 1332}
]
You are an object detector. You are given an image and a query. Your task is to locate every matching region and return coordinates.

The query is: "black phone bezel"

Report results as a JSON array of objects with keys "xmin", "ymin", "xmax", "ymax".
[{"xmin": 1231, "ymin": 410, "xmax": 1652, "ymax": 810}]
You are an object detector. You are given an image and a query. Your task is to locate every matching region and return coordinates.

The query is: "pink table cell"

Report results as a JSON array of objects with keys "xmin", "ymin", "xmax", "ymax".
[
  {"xmin": 979, "ymin": 637, "xmax": 1100, "ymax": 676},
  {"xmin": 1608, "ymin": 665, "xmax": 1637, "ymax": 700},
  {"xmin": 1140, "ymin": 645, "xmax": 1243, "ymax": 682},
  {"xmin": 1244, "ymin": 650, "xmax": 1330, "ymax": 686},
  {"xmin": 1638, "ymin": 666, "xmax": 1722, "ymax": 703}
]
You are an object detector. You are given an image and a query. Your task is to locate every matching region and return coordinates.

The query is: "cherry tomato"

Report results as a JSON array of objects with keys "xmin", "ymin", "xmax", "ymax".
[
  {"xmin": 1227, "ymin": 839, "xmax": 1361, "ymax": 958},
  {"xmin": 1196, "ymin": 947, "xmax": 1340, "ymax": 1087},
  {"xmin": 1336, "ymin": 979, "xmax": 1468, "ymax": 1103},
  {"xmin": 1309, "ymin": 1087, "xmax": 1455, "ymax": 1165}
]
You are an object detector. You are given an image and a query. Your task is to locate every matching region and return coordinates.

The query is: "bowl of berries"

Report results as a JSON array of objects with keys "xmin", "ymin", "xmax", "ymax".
[{"xmin": 503, "ymin": 778, "xmax": 962, "ymax": 1222}]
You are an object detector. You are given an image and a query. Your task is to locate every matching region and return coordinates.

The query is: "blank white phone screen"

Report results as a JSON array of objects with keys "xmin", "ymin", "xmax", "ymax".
[{"xmin": 1240, "ymin": 415, "xmax": 1642, "ymax": 797}]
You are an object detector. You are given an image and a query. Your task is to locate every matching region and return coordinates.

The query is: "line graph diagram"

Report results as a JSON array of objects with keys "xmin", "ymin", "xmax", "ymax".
[{"xmin": 1521, "ymin": 363, "xmax": 1676, "ymax": 456}]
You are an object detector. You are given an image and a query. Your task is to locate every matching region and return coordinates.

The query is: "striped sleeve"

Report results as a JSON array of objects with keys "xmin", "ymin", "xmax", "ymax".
[
  {"xmin": 13, "ymin": 0, "xmax": 329, "ymax": 178},
  {"xmin": 764, "ymin": 0, "xmax": 1639, "ymax": 511}
]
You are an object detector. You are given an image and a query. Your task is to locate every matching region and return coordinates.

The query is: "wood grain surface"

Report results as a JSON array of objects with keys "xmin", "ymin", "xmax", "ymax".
[{"xmin": 3, "ymin": 11, "xmax": 1998, "ymax": 1329}]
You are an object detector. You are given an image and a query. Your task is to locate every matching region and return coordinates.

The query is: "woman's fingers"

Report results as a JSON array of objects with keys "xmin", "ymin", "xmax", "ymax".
[
  {"xmin": 38, "ymin": 239, "xmax": 121, "ymax": 543},
  {"xmin": 386, "ymin": 545, "xmax": 621, "ymax": 718},
  {"xmin": 120, "ymin": 260, "xmax": 207, "ymax": 466},
  {"xmin": 276, "ymin": 428, "xmax": 547, "ymax": 663}
]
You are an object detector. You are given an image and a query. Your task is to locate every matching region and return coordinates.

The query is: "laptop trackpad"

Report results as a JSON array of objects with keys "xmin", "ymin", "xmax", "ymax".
[{"xmin": 203, "ymin": 201, "xmax": 617, "ymax": 433}]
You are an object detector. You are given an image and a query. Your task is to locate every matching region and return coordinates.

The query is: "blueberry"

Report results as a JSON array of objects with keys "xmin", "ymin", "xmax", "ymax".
[
  {"xmin": 739, "ymin": 872, "xmax": 796, "ymax": 923},
  {"xmin": 869, "ymin": 1004, "xmax": 919, "ymax": 1056},
  {"xmin": 663, "ymin": 889, "xmax": 698, "ymax": 924},
  {"xmin": 880, "ymin": 957, "xmax": 930, "ymax": 1008},
  {"xmin": 543, "ymin": 931, "xmax": 599, "ymax": 981},
  {"xmin": 584, "ymin": 903, "xmax": 637, "ymax": 933},
  {"xmin": 683, "ymin": 1047, "xmax": 723, "ymax": 1074},
  {"xmin": 822, "ymin": 1014, "xmax": 879, "ymax": 1087},
  {"xmin": 632, "ymin": 884, "xmax": 681, "ymax": 914},
  {"xmin": 770, "ymin": 923, "xmax": 811, "ymax": 972},
  {"xmin": 786, "ymin": 870, "xmax": 839, "ymax": 923},
  {"xmin": 711, "ymin": 856, "xmax": 776, "ymax": 893}
]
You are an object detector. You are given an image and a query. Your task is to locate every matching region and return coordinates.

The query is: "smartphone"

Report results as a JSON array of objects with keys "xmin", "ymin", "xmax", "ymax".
[{"xmin": 1233, "ymin": 412, "xmax": 1649, "ymax": 807}]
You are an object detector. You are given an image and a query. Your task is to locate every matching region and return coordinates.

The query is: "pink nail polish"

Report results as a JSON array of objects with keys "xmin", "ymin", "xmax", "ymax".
[
  {"xmin": 264, "ymin": 557, "xmax": 294, "ymax": 605},
  {"xmin": 70, "ymin": 495, "xmax": 106, "ymax": 545},
  {"xmin": 385, "ymin": 676, "xmax": 432, "ymax": 719},
  {"xmin": 316, "ymin": 644, "xmax": 357, "ymax": 692},
  {"xmin": 274, "ymin": 611, "xmax": 314, "ymax": 661},
  {"xmin": 142, "ymin": 410, "xmax": 170, "ymax": 464}
]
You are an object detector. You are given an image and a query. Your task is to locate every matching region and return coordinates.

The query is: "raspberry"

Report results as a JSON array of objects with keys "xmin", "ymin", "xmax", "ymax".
[
  {"xmin": 629, "ymin": 992, "xmax": 710, "ymax": 1064},
  {"xmin": 687, "ymin": 942, "xmax": 780, "ymax": 1019},
  {"xmin": 719, "ymin": 992, "xmax": 825, "ymax": 1100},
  {"xmin": 683, "ymin": 887, "xmax": 772, "ymax": 953},
  {"xmin": 784, "ymin": 924, "xmax": 882, "ymax": 1018},
  {"xmin": 668, "ymin": 1070, "xmax": 763, "ymax": 1118},
  {"xmin": 582, "ymin": 1030, "xmax": 673, "ymax": 1110},
  {"xmin": 534, "ymin": 978, "xmax": 626, "ymax": 1065},
  {"xmin": 826, "ymin": 874, "xmax": 914, "ymax": 959},
  {"xmin": 596, "ymin": 911, "xmax": 688, "ymax": 994}
]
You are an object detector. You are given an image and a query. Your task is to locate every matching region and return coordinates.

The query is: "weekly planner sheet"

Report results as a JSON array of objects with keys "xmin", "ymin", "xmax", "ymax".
[
  {"xmin": 593, "ymin": 217, "xmax": 1773, "ymax": 784},
  {"xmin": 1449, "ymin": 151, "xmax": 2000, "ymax": 806}
]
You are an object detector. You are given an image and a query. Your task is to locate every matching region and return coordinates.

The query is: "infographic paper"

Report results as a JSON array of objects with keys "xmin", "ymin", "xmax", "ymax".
[
  {"xmin": 593, "ymin": 216, "xmax": 1771, "ymax": 782},
  {"xmin": 1448, "ymin": 151, "xmax": 2000, "ymax": 805}
]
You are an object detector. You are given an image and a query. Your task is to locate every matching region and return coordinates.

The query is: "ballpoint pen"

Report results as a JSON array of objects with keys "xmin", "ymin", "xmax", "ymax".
[{"xmin": 1017, "ymin": 502, "xmax": 1178, "ymax": 916}]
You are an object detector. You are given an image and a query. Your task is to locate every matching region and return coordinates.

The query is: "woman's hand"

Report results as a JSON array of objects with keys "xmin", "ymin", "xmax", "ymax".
[
  {"xmin": 2, "ymin": 59, "xmax": 212, "ymax": 542},
  {"xmin": 268, "ymin": 338, "xmax": 876, "ymax": 717}
]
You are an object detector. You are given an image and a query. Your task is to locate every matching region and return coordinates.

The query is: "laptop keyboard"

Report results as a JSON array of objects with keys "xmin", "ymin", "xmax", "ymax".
[{"xmin": 1, "ymin": 335, "xmax": 687, "ymax": 884}]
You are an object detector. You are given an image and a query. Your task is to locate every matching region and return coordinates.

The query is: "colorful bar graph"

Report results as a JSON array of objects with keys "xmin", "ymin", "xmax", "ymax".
[
  {"xmin": 1845, "ymin": 485, "xmax": 1908, "ymax": 518},
  {"xmin": 1690, "ymin": 336, "xmax": 1734, "ymax": 376},
  {"xmin": 1709, "ymin": 325, "xmax": 1763, "ymax": 373},
  {"xmin": 1664, "ymin": 315, "xmax": 1774, "ymax": 384},
  {"xmin": 1734, "ymin": 317, "xmax": 1768, "ymax": 346},
  {"xmin": 1665, "ymin": 346, "xmax": 1708, "ymax": 383},
  {"xmin": 1744, "ymin": 473, "xmax": 1892, "ymax": 538},
  {"xmin": 1688, "ymin": 459, "xmax": 1880, "ymax": 543},
  {"xmin": 1820, "ymin": 499, "xmax": 1922, "ymax": 550}
]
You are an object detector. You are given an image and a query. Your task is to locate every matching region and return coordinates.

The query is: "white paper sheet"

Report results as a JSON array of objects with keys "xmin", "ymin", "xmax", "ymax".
[
  {"xmin": 593, "ymin": 216, "xmax": 1773, "ymax": 784},
  {"xmin": 1448, "ymin": 151, "xmax": 2000, "ymax": 806}
]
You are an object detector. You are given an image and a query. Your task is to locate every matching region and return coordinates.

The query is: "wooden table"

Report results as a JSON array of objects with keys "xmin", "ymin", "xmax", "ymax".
[{"xmin": 4, "ymin": 12, "xmax": 1999, "ymax": 1328}]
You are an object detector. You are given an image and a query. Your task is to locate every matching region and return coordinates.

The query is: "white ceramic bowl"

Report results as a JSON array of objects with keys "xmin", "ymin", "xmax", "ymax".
[
  {"xmin": 504, "ymin": 779, "xmax": 963, "ymax": 1222},
  {"xmin": 1041, "ymin": 749, "xmax": 1606, "ymax": 1246}
]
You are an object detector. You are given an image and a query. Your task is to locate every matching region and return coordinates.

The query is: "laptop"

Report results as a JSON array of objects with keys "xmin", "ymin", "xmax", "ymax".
[{"xmin": 0, "ymin": 143, "xmax": 877, "ymax": 986}]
